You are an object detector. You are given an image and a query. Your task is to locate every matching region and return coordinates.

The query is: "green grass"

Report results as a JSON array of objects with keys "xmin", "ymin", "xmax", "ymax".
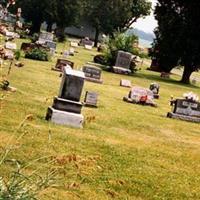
[{"xmin": 0, "ymin": 39, "xmax": 200, "ymax": 199}]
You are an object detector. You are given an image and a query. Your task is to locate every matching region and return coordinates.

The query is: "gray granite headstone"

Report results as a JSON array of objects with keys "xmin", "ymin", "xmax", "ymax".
[
  {"xmin": 46, "ymin": 41, "xmax": 56, "ymax": 50},
  {"xmin": 82, "ymin": 65, "xmax": 103, "ymax": 84},
  {"xmin": 84, "ymin": 91, "xmax": 98, "ymax": 107},
  {"xmin": 38, "ymin": 32, "xmax": 54, "ymax": 43},
  {"xmin": 115, "ymin": 51, "xmax": 133, "ymax": 69}
]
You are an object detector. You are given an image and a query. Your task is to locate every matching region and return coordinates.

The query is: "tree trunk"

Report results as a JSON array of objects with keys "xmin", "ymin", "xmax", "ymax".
[
  {"xmin": 94, "ymin": 27, "xmax": 99, "ymax": 47},
  {"xmin": 181, "ymin": 67, "xmax": 193, "ymax": 84},
  {"xmin": 56, "ymin": 27, "xmax": 65, "ymax": 42},
  {"xmin": 30, "ymin": 21, "xmax": 42, "ymax": 34},
  {"xmin": 47, "ymin": 22, "xmax": 53, "ymax": 32}
]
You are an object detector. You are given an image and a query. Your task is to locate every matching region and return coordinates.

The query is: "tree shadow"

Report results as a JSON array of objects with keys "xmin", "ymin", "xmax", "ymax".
[{"xmin": 133, "ymin": 72, "xmax": 200, "ymax": 89}]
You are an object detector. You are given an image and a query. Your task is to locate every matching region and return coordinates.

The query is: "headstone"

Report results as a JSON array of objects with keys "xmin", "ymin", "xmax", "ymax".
[
  {"xmin": 46, "ymin": 67, "xmax": 85, "ymax": 128},
  {"xmin": 84, "ymin": 44, "xmax": 93, "ymax": 50},
  {"xmin": 113, "ymin": 51, "xmax": 133, "ymax": 74},
  {"xmin": 82, "ymin": 65, "xmax": 103, "ymax": 84},
  {"xmin": 52, "ymin": 59, "xmax": 74, "ymax": 72},
  {"xmin": 84, "ymin": 91, "xmax": 98, "ymax": 107},
  {"xmin": 149, "ymin": 83, "xmax": 160, "ymax": 99},
  {"xmin": 5, "ymin": 42, "xmax": 17, "ymax": 50},
  {"xmin": 120, "ymin": 79, "xmax": 132, "ymax": 88},
  {"xmin": 5, "ymin": 49, "xmax": 14, "ymax": 59},
  {"xmin": 38, "ymin": 31, "xmax": 54, "ymax": 44},
  {"xmin": 123, "ymin": 86, "xmax": 156, "ymax": 107},
  {"xmin": 167, "ymin": 98, "xmax": 200, "ymax": 123},
  {"xmin": 45, "ymin": 41, "xmax": 56, "ymax": 50},
  {"xmin": 70, "ymin": 41, "xmax": 78, "ymax": 47}
]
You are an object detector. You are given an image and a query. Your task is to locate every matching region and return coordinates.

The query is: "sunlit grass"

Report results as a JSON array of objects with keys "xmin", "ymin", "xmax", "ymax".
[{"xmin": 0, "ymin": 39, "xmax": 200, "ymax": 199}]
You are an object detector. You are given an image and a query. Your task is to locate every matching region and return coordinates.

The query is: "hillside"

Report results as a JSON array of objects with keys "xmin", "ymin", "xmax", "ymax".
[
  {"xmin": 127, "ymin": 28, "xmax": 155, "ymax": 43},
  {"xmin": 0, "ymin": 39, "xmax": 200, "ymax": 199}
]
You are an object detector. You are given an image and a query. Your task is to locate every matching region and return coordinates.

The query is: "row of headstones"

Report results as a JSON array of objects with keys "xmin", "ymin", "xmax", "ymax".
[
  {"xmin": 46, "ymin": 55, "xmax": 162, "ymax": 128},
  {"xmin": 46, "ymin": 60, "xmax": 200, "ymax": 127}
]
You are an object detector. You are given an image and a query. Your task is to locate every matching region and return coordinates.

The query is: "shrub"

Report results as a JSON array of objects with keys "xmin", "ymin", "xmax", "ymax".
[
  {"xmin": 14, "ymin": 50, "xmax": 21, "ymax": 60},
  {"xmin": 25, "ymin": 48, "xmax": 50, "ymax": 61}
]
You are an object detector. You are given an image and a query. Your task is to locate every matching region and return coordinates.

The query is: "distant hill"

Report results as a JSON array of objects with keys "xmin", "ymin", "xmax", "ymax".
[{"xmin": 126, "ymin": 28, "xmax": 155, "ymax": 43}]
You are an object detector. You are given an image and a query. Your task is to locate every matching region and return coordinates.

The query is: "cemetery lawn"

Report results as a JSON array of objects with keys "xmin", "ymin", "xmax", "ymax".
[{"xmin": 0, "ymin": 39, "xmax": 200, "ymax": 200}]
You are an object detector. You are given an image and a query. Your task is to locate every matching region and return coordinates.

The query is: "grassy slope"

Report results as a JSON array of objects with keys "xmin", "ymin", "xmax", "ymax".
[{"xmin": 0, "ymin": 40, "xmax": 200, "ymax": 200}]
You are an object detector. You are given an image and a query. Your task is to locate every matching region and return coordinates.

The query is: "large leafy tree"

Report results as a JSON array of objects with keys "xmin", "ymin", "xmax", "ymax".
[
  {"xmin": 84, "ymin": 0, "xmax": 151, "ymax": 47},
  {"xmin": 153, "ymin": 0, "xmax": 200, "ymax": 84}
]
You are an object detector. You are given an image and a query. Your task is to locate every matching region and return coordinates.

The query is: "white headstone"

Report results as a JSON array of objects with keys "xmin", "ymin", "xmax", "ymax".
[{"xmin": 5, "ymin": 42, "xmax": 17, "ymax": 50}]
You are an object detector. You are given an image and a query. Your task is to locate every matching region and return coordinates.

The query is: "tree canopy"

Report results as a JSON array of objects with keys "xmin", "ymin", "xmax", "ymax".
[
  {"xmin": 13, "ymin": 0, "xmax": 151, "ymax": 44},
  {"xmin": 84, "ymin": 0, "xmax": 151, "ymax": 46}
]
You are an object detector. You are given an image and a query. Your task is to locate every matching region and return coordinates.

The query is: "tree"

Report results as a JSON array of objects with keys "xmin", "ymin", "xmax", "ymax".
[
  {"xmin": 54, "ymin": 0, "xmax": 81, "ymax": 41},
  {"xmin": 153, "ymin": 0, "xmax": 200, "ymax": 84},
  {"xmin": 84, "ymin": 0, "xmax": 151, "ymax": 47},
  {"xmin": 15, "ymin": 0, "xmax": 48, "ymax": 34},
  {"xmin": 14, "ymin": 0, "xmax": 81, "ymax": 37}
]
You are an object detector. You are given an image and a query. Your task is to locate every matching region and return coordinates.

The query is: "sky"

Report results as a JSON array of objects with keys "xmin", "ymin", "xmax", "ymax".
[{"xmin": 134, "ymin": 0, "xmax": 158, "ymax": 33}]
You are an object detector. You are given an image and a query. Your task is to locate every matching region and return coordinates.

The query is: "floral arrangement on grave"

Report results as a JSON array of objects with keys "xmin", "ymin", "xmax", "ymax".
[{"xmin": 183, "ymin": 92, "xmax": 199, "ymax": 102}]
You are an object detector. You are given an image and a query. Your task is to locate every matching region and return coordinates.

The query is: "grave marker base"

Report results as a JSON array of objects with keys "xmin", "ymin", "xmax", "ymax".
[
  {"xmin": 46, "ymin": 107, "xmax": 84, "ymax": 128},
  {"xmin": 85, "ymin": 77, "xmax": 103, "ymax": 84},
  {"xmin": 167, "ymin": 112, "xmax": 200, "ymax": 123}
]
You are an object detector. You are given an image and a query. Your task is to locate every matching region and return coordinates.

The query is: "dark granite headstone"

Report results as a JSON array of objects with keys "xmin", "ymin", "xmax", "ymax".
[
  {"xmin": 46, "ymin": 67, "xmax": 85, "ymax": 128},
  {"xmin": 173, "ymin": 99, "xmax": 200, "ymax": 117},
  {"xmin": 82, "ymin": 65, "xmax": 103, "ymax": 84},
  {"xmin": 84, "ymin": 91, "xmax": 98, "ymax": 107},
  {"xmin": 58, "ymin": 68, "xmax": 85, "ymax": 102},
  {"xmin": 167, "ymin": 99, "xmax": 200, "ymax": 122}
]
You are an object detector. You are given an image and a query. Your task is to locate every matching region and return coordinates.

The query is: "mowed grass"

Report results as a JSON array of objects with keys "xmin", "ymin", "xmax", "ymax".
[{"xmin": 0, "ymin": 39, "xmax": 200, "ymax": 200}]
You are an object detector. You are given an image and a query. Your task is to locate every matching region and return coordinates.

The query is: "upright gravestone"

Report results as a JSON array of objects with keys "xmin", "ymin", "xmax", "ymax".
[
  {"xmin": 82, "ymin": 65, "xmax": 103, "ymax": 84},
  {"xmin": 38, "ymin": 32, "xmax": 54, "ymax": 44},
  {"xmin": 167, "ymin": 98, "xmax": 200, "ymax": 123},
  {"xmin": 52, "ymin": 59, "xmax": 74, "ymax": 72},
  {"xmin": 45, "ymin": 41, "xmax": 57, "ymax": 50},
  {"xmin": 113, "ymin": 51, "xmax": 133, "ymax": 74},
  {"xmin": 84, "ymin": 91, "xmax": 98, "ymax": 107},
  {"xmin": 46, "ymin": 67, "xmax": 85, "ymax": 128}
]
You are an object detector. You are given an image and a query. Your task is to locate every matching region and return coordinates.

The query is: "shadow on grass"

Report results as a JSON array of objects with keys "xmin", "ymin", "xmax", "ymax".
[
  {"xmin": 133, "ymin": 71, "xmax": 200, "ymax": 89},
  {"xmin": 90, "ymin": 61, "xmax": 199, "ymax": 89}
]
